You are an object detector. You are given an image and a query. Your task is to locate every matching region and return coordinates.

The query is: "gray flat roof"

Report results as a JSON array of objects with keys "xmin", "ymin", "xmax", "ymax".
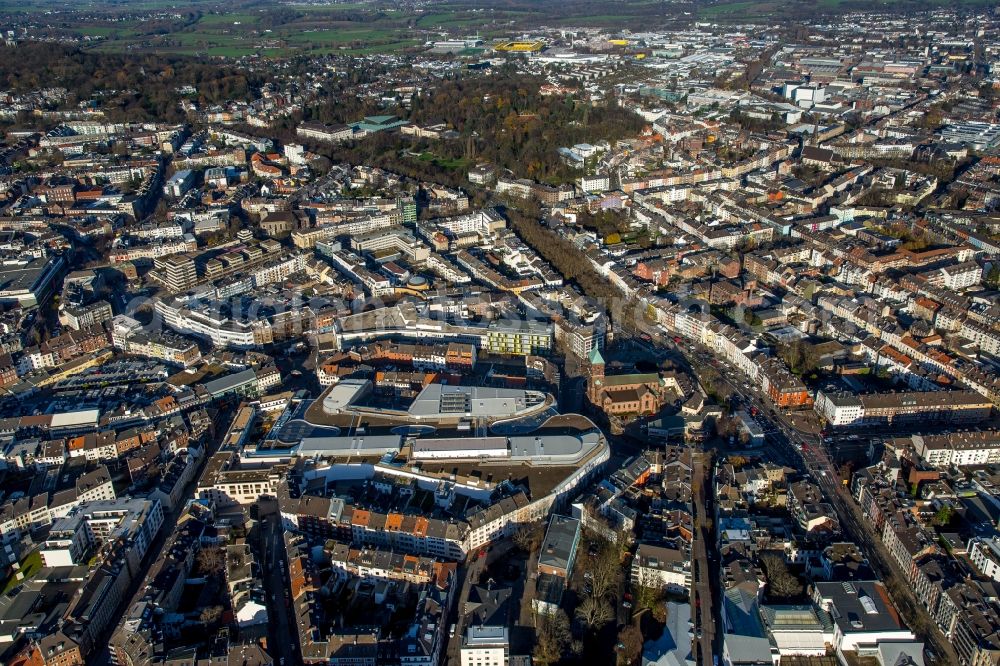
[
  {"xmin": 814, "ymin": 581, "xmax": 906, "ymax": 633},
  {"xmin": 509, "ymin": 434, "xmax": 584, "ymax": 458},
  {"xmin": 721, "ymin": 635, "xmax": 773, "ymax": 663},
  {"xmin": 297, "ymin": 434, "xmax": 402, "ymax": 457},
  {"xmin": 538, "ymin": 514, "xmax": 580, "ymax": 573},
  {"xmin": 408, "ymin": 384, "xmax": 543, "ymax": 419},
  {"xmin": 0, "ymin": 256, "xmax": 57, "ymax": 297},
  {"xmin": 412, "ymin": 437, "xmax": 507, "ymax": 453},
  {"xmin": 203, "ymin": 369, "xmax": 258, "ymax": 395},
  {"xmin": 490, "ymin": 319, "xmax": 552, "ymax": 334},
  {"xmin": 465, "ymin": 625, "xmax": 508, "ymax": 647}
]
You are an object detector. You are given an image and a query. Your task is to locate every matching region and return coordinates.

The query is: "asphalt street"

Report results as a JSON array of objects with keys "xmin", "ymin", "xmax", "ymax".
[
  {"xmin": 670, "ymin": 338, "xmax": 957, "ymax": 665},
  {"xmin": 259, "ymin": 497, "xmax": 300, "ymax": 666}
]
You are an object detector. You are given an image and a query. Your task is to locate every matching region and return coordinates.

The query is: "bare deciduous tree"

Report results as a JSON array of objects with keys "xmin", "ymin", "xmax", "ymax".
[
  {"xmin": 533, "ymin": 609, "xmax": 573, "ymax": 666},
  {"xmin": 575, "ymin": 594, "xmax": 614, "ymax": 632},
  {"xmin": 199, "ymin": 605, "xmax": 223, "ymax": 625},
  {"xmin": 512, "ymin": 521, "xmax": 542, "ymax": 552},
  {"xmin": 196, "ymin": 546, "xmax": 225, "ymax": 575},
  {"xmin": 583, "ymin": 539, "xmax": 622, "ymax": 600},
  {"xmin": 760, "ymin": 552, "xmax": 802, "ymax": 599}
]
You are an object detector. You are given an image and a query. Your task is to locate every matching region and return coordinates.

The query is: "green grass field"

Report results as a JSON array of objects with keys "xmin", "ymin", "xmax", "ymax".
[
  {"xmin": 196, "ymin": 12, "xmax": 262, "ymax": 26},
  {"xmin": 416, "ymin": 11, "xmax": 496, "ymax": 28},
  {"xmin": 292, "ymin": 2, "xmax": 376, "ymax": 11},
  {"xmin": 285, "ymin": 27, "xmax": 398, "ymax": 44},
  {"xmin": 203, "ymin": 45, "xmax": 278, "ymax": 57},
  {"xmin": 76, "ymin": 26, "xmax": 120, "ymax": 36},
  {"xmin": 416, "ymin": 152, "xmax": 469, "ymax": 170},
  {"xmin": 1, "ymin": 550, "xmax": 42, "ymax": 595}
]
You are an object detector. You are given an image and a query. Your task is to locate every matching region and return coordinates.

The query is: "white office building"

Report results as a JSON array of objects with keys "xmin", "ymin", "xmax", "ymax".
[
  {"xmin": 969, "ymin": 536, "xmax": 1000, "ymax": 582},
  {"xmin": 460, "ymin": 626, "xmax": 509, "ymax": 666}
]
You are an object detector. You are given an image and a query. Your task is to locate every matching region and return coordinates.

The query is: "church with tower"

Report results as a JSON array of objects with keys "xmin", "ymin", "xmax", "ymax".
[{"xmin": 586, "ymin": 348, "xmax": 670, "ymax": 418}]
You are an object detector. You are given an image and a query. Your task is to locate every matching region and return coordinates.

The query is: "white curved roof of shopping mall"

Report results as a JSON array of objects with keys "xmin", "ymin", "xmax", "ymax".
[
  {"xmin": 509, "ymin": 431, "xmax": 603, "ymax": 463},
  {"xmin": 322, "ymin": 378, "xmax": 371, "ymax": 414}
]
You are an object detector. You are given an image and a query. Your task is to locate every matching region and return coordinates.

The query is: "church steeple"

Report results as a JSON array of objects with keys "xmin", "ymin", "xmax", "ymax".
[
  {"xmin": 587, "ymin": 347, "xmax": 605, "ymax": 403},
  {"xmin": 587, "ymin": 347, "xmax": 605, "ymax": 369}
]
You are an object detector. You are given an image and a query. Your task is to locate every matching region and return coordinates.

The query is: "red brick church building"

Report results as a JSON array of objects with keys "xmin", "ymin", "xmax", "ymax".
[{"xmin": 587, "ymin": 348, "xmax": 668, "ymax": 418}]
